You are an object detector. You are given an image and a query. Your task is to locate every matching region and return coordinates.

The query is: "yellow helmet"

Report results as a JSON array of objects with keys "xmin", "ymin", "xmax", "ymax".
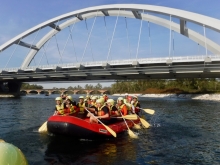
[
  {"xmin": 107, "ymin": 99, "xmax": 114, "ymax": 105},
  {"xmin": 55, "ymin": 97, "xmax": 62, "ymax": 101},
  {"xmin": 79, "ymin": 96, "xmax": 84, "ymax": 99},
  {"xmin": 99, "ymin": 98, "xmax": 105, "ymax": 104},
  {"xmin": 66, "ymin": 95, "xmax": 73, "ymax": 101}
]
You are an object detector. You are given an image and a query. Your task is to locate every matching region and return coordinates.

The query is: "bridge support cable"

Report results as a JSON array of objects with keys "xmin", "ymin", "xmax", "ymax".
[
  {"xmin": 197, "ymin": 43, "xmax": 200, "ymax": 55},
  {"xmin": 54, "ymin": 35, "xmax": 63, "ymax": 64},
  {"xmin": 58, "ymin": 21, "xmax": 76, "ymax": 64},
  {"xmin": 4, "ymin": 39, "xmax": 21, "ymax": 69},
  {"xmin": 203, "ymin": 25, "xmax": 208, "ymax": 56},
  {"xmin": 68, "ymin": 25, "xmax": 78, "ymax": 62},
  {"xmin": 24, "ymin": 27, "xmax": 41, "ymax": 66},
  {"xmin": 81, "ymin": 11, "xmax": 98, "ymax": 63},
  {"xmin": 38, "ymin": 20, "xmax": 60, "ymax": 67},
  {"xmin": 124, "ymin": 17, "xmax": 131, "ymax": 59},
  {"xmin": 103, "ymin": 16, "xmax": 111, "ymax": 60},
  {"xmin": 172, "ymin": 29, "xmax": 175, "ymax": 57},
  {"xmin": 169, "ymin": 15, "xmax": 172, "ymax": 59},
  {"xmin": 148, "ymin": 21, "xmax": 152, "ymax": 57},
  {"xmin": 107, "ymin": 8, "xmax": 120, "ymax": 62},
  {"xmin": 136, "ymin": 10, "xmax": 144, "ymax": 60}
]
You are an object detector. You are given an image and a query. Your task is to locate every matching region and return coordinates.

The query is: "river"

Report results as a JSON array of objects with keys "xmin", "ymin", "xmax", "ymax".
[{"xmin": 0, "ymin": 94, "xmax": 220, "ymax": 165}]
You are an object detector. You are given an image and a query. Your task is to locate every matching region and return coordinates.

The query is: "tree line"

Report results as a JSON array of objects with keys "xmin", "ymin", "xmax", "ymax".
[
  {"xmin": 21, "ymin": 78, "xmax": 220, "ymax": 94},
  {"xmin": 110, "ymin": 78, "xmax": 220, "ymax": 94}
]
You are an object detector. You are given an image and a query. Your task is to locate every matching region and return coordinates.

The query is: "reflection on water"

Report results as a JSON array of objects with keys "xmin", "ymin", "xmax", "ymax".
[{"xmin": 1, "ymin": 95, "xmax": 220, "ymax": 164}]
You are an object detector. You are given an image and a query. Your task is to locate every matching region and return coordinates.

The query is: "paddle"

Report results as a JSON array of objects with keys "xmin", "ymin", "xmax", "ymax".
[
  {"xmin": 85, "ymin": 108, "xmax": 117, "ymax": 138},
  {"xmin": 140, "ymin": 108, "xmax": 155, "ymax": 115},
  {"xmin": 130, "ymin": 120, "xmax": 141, "ymax": 129},
  {"xmin": 111, "ymin": 114, "xmax": 138, "ymax": 120},
  {"xmin": 120, "ymin": 112, "xmax": 138, "ymax": 138},
  {"xmin": 38, "ymin": 121, "xmax": 48, "ymax": 133},
  {"xmin": 135, "ymin": 114, "xmax": 150, "ymax": 128}
]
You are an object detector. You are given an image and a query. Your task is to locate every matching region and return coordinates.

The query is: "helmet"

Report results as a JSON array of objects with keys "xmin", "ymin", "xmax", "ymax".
[
  {"xmin": 91, "ymin": 96, "xmax": 97, "ymax": 100},
  {"xmin": 86, "ymin": 95, "xmax": 90, "ymax": 98},
  {"xmin": 133, "ymin": 95, "xmax": 138, "ymax": 99},
  {"xmin": 79, "ymin": 96, "xmax": 84, "ymax": 99},
  {"xmin": 107, "ymin": 99, "xmax": 114, "ymax": 105},
  {"xmin": 96, "ymin": 99, "xmax": 103, "ymax": 104},
  {"xmin": 99, "ymin": 98, "xmax": 105, "ymax": 104},
  {"xmin": 66, "ymin": 95, "xmax": 73, "ymax": 101},
  {"xmin": 125, "ymin": 93, "xmax": 128, "ymax": 96},
  {"xmin": 55, "ymin": 97, "xmax": 62, "ymax": 101},
  {"xmin": 117, "ymin": 97, "xmax": 124, "ymax": 102}
]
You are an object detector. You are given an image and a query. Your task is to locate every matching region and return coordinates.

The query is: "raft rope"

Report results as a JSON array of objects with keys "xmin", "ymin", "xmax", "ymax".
[
  {"xmin": 68, "ymin": 24, "xmax": 78, "ymax": 62},
  {"xmin": 125, "ymin": 17, "xmax": 131, "ymax": 59},
  {"xmin": 81, "ymin": 11, "xmax": 98, "ymax": 63},
  {"xmin": 107, "ymin": 8, "xmax": 120, "ymax": 62},
  {"xmin": 136, "ymin": 10, "xmax": 143, "ymax": 60},
  {"xmin": 38, "ymin": 20, "xmax": 60, "ymax": 66}
]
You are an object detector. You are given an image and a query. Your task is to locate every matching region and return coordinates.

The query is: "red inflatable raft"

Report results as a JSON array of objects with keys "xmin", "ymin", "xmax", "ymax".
[{"xmin": 47, "ymin": 115, "xmax": 139, "ymax": 139}]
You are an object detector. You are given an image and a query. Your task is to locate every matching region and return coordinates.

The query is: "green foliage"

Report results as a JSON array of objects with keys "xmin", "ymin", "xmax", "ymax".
[
  {"xmin": 110, "ymin": 78, "xmax": 220, "ymax": 94},
  {"xmin": 21, "ymin": 83, "xmax": 43, "ymax": 89}
]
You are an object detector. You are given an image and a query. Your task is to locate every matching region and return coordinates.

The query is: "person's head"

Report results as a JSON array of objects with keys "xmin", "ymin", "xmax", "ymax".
[
  {"xmin": 117, "ymin": 97, "xmax": 124, "ymax": 106},
  {"xmin": 107, "ymin": 99, "xmax": 114, "ymax": 106},
  {"xmin": 125, "ymin": 93, "xmax": 128, "ymax": 98},
  {"xmin": 66, "ymin": 95, "xmax": 73, "ymax": 104},
  {"xmin": 86, "ymin": 95, "xmax": 90, "ymax": 100},
  {"xmin": 133, "ymin": 96, "xmax": 138, "ymax": 102},
  {"xmin": 91, "ymin": 96, "xmax": 97, "ymax": 103},
  {"xmin": 79, "ymin": 96, "xmax": 84, "ymax": 103},
  {"xmin": 55, "ymin": 97, "xmax": 62, "ymax": 105},
  {"xmin": 96, "ymin": 99, "xmax": 103, "ymax": 108}
]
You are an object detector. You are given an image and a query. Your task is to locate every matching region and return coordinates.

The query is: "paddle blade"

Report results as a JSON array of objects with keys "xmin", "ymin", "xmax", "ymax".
[
  {"xmin": 128, "ymin": 130, "xmax": 138, "ymax": 138},
  {"xmin": 133, "ymin": 123, "xmax": 141, "ymax": 129},
  {"xmin": 38, "ymin": 121, "xmax": 48, "ymax": 133},
  {"xmin": 142, "ymin": 109, "xmax": 155, "ymax": 115},
  {"xmin": 139, "ymin": 118, "xmax": 150, "ymax": 128},
  {"xmin": 103, "ymin": 125, "xmax": 117, "ymax": 138},
  {"xmin": 123, "ymin": 115, "xmax": 138, "ymax": 120}
]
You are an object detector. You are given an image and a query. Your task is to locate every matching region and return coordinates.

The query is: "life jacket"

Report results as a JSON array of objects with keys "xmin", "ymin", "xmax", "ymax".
[
  {"xmin": 64, "ymin": 104, "xmax": 77, "ymax": 115},
  {"xmin": 118, "ymin": 104, "xmax": 127, "ymax": 116},
  {"xmin": 109, "ymin": 105, "xmax": 117, "ymax": 115},
  {"xmin": 97, "ymin": 106, "xmax": 110, "ymax": 120},
  {"xmin": 90, "ymin": 102, "xmax": 96, "ymax": 107},
  {"xmin": 56, "ymin": 104, "xmax": 65, "ymax": 115},
  {"xmin": 133, "ymin": 101, "xmax": 140, "ymax": 113},
  {"xmin": 78, "ymin": 102, "xmax": 85, "ymax": 114}
]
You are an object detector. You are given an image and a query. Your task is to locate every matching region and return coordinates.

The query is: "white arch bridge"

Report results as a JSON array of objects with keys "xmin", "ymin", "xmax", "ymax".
[{"xmin": 0, "ymin": 4, "xmax": 220, "ymax": 93}]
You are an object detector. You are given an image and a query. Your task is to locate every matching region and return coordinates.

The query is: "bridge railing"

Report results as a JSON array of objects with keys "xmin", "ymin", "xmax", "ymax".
[{"xmin": 1, "ymin": 55, "xmax": 220, "ymax": 72}]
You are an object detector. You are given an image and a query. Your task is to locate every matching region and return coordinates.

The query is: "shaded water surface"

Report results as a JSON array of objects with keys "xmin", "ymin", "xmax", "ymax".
[{"xmin": 0, "ymin": 95, "xmax": 220, "ymax": 165}]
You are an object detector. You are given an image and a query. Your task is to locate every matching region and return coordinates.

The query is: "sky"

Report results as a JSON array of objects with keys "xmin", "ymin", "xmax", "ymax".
[{"xmin": 0, "ymin": 0, "xmax": 220, "ymax": 89}]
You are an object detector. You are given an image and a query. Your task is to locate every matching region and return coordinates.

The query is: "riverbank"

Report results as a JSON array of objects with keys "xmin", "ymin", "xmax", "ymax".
[{"xmin": 112, "ymin": 93, "xmax": 220, "ymax": 101}]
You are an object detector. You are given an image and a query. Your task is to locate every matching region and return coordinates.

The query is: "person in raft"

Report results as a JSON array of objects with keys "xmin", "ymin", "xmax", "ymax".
[
  {"xmin": 87, "ymin": 99, "xmax": 110, "ymax": 124},
  {"xmin": 131, "ymin": 95, "xmax": 141, "ymax": 115},
  {"xmin": 54, "ymin": 97, "xmax": 65, "ymax": 115},
  {"xmin": 106, "ymin": 99, "xmax": 119, "ymax": 117},
  {"xmin": 76, "ymin": 96, "xmax": 88, "ymax": 117},
  {"xmin": 116, "ymin": 97, "xmax": 128, "ymax": 116},
  {"xmin": 64, "ymin": 95, "xmax": 79, "ymax": 116}
]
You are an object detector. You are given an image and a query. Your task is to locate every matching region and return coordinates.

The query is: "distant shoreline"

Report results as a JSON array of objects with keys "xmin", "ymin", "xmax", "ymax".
[{"xmin": 112, "ymin": 93, "xmax": 220, "ymax": 101}]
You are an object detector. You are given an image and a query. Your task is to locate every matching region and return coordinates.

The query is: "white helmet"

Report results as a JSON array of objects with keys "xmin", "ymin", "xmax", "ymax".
[
  {"xmin": 107, "ymin": 99, "xmax": 114, "ymax": 105},
  {"xmin": 79, "ymin": 96, "xmax": 84, "ymax": 99},
  {"xmin": 117, "ymin": 97, "xmax": 124, "ymax": 102},
  {"xmin": 66, "ymin": 95, "xmax": 73, "ymax": 101},
  {"xmin": 55, "ymin": 97, "xmax": 62, "ymax": 101}
]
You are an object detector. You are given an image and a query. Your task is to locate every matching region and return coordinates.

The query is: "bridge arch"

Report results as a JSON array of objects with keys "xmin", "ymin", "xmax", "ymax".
[{"xmin": 1, "ymin": 4, "xmax": 220, "ymax": 69}]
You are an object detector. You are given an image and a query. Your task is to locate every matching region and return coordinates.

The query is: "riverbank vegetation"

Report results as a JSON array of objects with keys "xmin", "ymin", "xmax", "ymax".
[{"xmin": 110, "ymin": 78, "xmax": 220, "ymax": 94}]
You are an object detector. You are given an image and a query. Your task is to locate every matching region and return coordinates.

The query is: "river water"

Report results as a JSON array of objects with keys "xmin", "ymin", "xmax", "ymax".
[{"xmin": 0, "ymin": 94, "xmax": 220, "ymax": 165}]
